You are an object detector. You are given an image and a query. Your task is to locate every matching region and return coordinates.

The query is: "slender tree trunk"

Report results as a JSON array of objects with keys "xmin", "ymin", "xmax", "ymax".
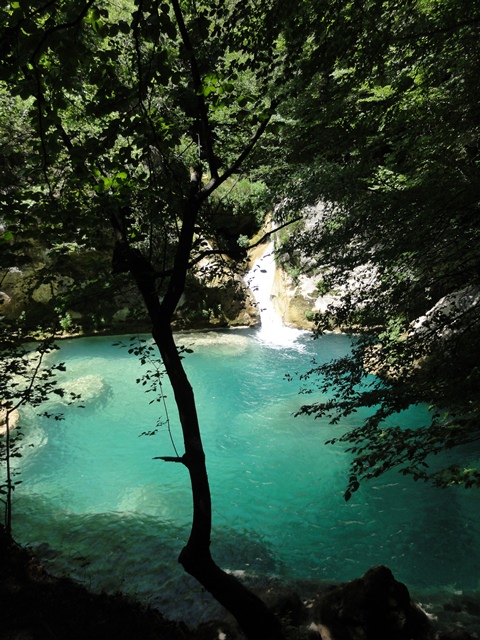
[
  {"xmin": 153, "ymin": 319, "xmax": 283, "ymax": 640},
  {"xmin": 4, "ymin": 412, "xmax": 12, "ymax": 537},
  {"xmin": 114, "ymin": 201, "xmax": 283, "ymax": 639}
]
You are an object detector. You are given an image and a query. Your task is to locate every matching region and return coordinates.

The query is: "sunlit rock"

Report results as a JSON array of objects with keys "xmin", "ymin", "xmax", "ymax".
[
  {"xmin": 411, "ymin": 285, "xmax": 480, "ymax": 341},
  {"xmin": 0, "ymin": 406, "xmax": 19, "ymax": 436}
]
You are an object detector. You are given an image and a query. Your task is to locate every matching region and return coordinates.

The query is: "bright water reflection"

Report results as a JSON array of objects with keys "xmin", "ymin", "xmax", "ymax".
[{"xmin": 11, "ymin": 329, "xmax": 480, "ymax": 624}]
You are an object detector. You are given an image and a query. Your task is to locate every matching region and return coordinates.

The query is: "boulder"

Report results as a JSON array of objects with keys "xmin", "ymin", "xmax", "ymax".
[
  {"xmin": 314, "ymin": 565, "xmax": 431, "ymax": 640},
  {"xmin": 436, "ymin": 631, "xmax": 476, "ymax": 640},
  {"xmin": 271, "ymin": 266, "xmax": 316, "ymax": 330},
  {"xmin": 260, "ymin": 585, "xmax": 307, "ymax": 627}
]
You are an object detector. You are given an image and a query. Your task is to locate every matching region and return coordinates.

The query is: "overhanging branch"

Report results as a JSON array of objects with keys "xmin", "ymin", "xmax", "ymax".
[
  {"xmin": 29, "ymin": 0, "xmax": 98, "ymax": 64},
  {"xmin": 199, "ymin": 105, "xmax": 278, "ymax": 202},
  {"xmin": 247, "ymin": 216, "xmax": 303, "ymax": 251},
  {"xmin": 150, "ymin": 215, "xmax": 304, "ymax": 279}
]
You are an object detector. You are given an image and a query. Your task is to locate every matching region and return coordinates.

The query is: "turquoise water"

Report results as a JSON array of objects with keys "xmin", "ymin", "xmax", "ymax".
[{"xmin": 10, "ymin": 329, "xmax": 480, "ymax": 624}]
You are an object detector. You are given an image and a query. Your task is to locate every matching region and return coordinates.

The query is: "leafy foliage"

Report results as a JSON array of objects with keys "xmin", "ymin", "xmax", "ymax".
[
  {"xmin": 0, "ymin": 324, "xmax": 78, "ymax": 533},
  {"xmin": 0, "ymin": 0, "xmax": 300, "ymax": 326},
  {"xmin": 276, "ymin": 0, "xmax": 480, "ymax": 496},
  {"xmin": 0, "ymin": 2, "xmax": 300, "ymax": 634}
]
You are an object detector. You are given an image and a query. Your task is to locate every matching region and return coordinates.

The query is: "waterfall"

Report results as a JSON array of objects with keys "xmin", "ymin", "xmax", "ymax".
[{"xmin": 245, "ymin": 242, "xmax": 305, "ymax": 347}]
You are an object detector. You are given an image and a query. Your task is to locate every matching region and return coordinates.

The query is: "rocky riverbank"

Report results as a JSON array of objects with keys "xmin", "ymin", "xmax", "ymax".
[{"xmin": 2, "ymin": 524, "xmax": 479, "ymax": 640}]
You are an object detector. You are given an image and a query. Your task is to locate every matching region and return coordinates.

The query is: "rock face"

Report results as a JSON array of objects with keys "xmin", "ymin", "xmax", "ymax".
[
  {"xmin": 271, "ymin": 266, "xmax": 316, "ymax": 330},
  {"xmin": 173, "ymin": 265, "xmax": 259, "ymax": 330},
  {"xmin": 311, "ymin": 566, "xmax": 431, "ymax": 640},
  {"xmin": 1, "ymin": 247, "xmax": 260, "ymax": 334},
  {"xmin": 0, "ymin": 229, "xmax": 331, "ymax": 334}
]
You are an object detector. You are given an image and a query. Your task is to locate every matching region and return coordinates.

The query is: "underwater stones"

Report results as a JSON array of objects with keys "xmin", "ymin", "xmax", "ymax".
[
  {"xmin": 437, "ymin": 593, "xmax": 480, "ymax": 640},
  {"xmin": 261, "ymin": 586, "xmax": 306, "ymax": 627},
  {"xmin": 54, "ymin": 375, "xmax": 110, "ymax": 408}
]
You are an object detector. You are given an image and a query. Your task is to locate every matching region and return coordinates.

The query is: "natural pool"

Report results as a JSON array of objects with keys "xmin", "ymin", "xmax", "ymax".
[{"xmin": 10, "ymin": 328, "xmax": 480, "ymax": 625}]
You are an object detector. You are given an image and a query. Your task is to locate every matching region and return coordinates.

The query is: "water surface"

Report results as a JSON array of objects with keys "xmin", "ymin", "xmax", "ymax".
[{"xmin": 10, "ymin": 329, "xmax": 480, "ymax": 624}]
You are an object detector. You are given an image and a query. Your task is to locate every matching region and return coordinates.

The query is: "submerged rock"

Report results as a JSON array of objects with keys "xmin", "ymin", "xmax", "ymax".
[
  {"xmin": 0, "ymin": 406, "xmax": 19, "ymax": 436},
  {"xmin": 59, "ymin": 374, "xmax": 110, "ymax": 406}
]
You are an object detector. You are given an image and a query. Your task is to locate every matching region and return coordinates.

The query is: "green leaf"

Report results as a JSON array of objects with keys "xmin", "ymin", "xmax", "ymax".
[{"xmin": 1, "ymin": 231, "xmax": 14, "ymax": 242}]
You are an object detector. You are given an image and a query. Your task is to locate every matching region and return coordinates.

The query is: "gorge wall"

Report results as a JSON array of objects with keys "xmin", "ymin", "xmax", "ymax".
[{"xmin": 0, "ymin": 223, "xmax": 331, "ymax": 335}]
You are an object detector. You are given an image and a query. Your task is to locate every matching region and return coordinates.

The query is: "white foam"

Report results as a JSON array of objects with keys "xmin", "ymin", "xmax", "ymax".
[{"xmin": 246, "ymin": 242, "xmax": 306, "ymax": 349}]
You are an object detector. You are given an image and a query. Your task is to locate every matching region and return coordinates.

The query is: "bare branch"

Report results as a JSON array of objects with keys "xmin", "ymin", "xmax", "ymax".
[
  {"xmin": 154, "ymin": 455, "xmax": 186, "ymax": 464},
  {"xmin": 247, "ymin": 216, "xmax": 303, "ymax": 251},
  {"xmin": 151, "ymin": 216, "xmax": 303, "ymax": 278}
]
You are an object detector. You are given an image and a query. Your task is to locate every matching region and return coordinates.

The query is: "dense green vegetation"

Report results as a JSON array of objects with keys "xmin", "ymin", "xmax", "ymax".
[
  {"xmin": 1, "ymin": 0, "xmax": 479, "ymax": 636},
  {"xmin": 270, "ymin": 0, "xmax": 480, "ymax": 497},
  {"xmin": 0, "ymin": 2, "xmax": 299, "ymax": 637}
]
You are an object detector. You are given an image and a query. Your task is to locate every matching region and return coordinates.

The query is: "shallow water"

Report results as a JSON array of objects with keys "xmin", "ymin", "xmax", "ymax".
[{"xmin": 10, "ymin": 329, "xmax": 480, "ymax": 625}]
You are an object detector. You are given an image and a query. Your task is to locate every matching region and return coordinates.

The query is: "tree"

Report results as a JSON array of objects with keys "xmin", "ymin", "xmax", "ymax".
[
  {"xmin": 0, "ymin": 323, "xmax": 80, "ymax": 535},
  {"xmin": 0, "ymin": 1, "xmax": 308, "ymax": 637},
  {"xmin": 271, "ymin": 0, "xmax": 480, "ymax": 497}
]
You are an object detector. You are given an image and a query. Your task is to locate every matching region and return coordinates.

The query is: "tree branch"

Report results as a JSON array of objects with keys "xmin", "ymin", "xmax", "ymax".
[
  {"xmin": 150, "ymin": 215, "xmax": 304, "ymax": 279},
  {"xmin": 247, "ymin": 215, "xmax": 303, "ymax": 250},
  {"xmin": 199, "ymin": 105, "xmax": 278, "ymax": 202},
  {"xmin": 29, "ymin": 0, "xmax": 98, "ymax": 64},
  {"xmin": 170, "ymin": 0, "xmax": 218, "ymax": 180},
  {"xmin": 154, "ymin": 455, "xmax": 186, "ymax": 464}
]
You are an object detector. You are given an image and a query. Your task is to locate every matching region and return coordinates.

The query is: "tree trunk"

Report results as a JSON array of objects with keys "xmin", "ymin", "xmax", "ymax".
[
  {"xmin": 4, "ymin": 412, "xmax": 12, "ymax": 537},
  {"xmin": 115, "ymin": 220, "xmax": 283, "ymax": 639},
  {"xmin": 154, "ymin": 319, "xmax": 283, "ymax": 640}
]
